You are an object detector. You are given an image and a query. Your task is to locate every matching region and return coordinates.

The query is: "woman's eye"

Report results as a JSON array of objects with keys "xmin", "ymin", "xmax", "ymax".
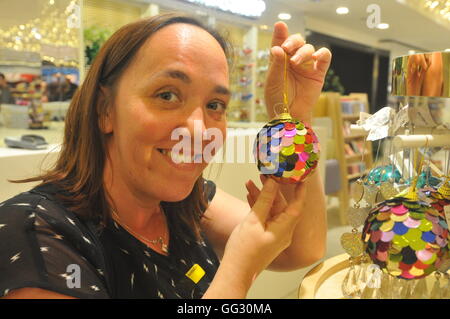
[
  {"xmin": 157, "ymin": 91, "xmax": 179, "ymax": 102},
  {"xmin": 206, "ymin": 101, "xmax": 227, "ymax": 113}
]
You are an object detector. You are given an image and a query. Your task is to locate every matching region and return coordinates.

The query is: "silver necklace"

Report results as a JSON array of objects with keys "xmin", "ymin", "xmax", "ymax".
[{"xmin": 111, "ymin": 208, "xmax": 169, "ymax": 254}]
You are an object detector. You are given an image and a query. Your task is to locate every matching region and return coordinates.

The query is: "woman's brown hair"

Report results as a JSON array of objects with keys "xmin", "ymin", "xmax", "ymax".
[{"xmin": 16, "ymin": 13, "xmax": 231, "ymax": 239}]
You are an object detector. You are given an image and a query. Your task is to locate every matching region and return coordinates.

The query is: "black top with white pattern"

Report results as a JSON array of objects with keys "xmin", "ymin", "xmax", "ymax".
[{"xmin": 0, "ymin": 180, "xmax": 219, "ymax": 299}]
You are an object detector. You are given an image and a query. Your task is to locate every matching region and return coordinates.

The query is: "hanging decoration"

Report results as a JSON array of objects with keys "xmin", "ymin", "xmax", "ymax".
[{"xmin": 254, "ymin": 52, "xmax": 320, "ymax": 184}]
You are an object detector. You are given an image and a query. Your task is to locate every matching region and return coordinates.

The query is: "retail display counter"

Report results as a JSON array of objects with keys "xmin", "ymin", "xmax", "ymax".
[{"xmin": 0, "ymin": 121, "xmax": 64, "ymax": 202}]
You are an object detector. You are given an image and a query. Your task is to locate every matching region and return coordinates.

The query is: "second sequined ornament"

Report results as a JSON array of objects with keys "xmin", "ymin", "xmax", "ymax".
[{"xmin": 362, "ymin": 197, "xmax": 449, "ymax": 279}]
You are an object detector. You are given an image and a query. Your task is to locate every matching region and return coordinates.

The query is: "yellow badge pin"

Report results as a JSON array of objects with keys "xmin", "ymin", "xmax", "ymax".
[{"xmin": 185, "ymin": 264, "xmax": 205, "ymax": 284}]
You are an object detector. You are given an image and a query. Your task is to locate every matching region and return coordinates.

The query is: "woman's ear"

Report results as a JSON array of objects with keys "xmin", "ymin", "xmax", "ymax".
[{"xmin": 98, "ymin": 86, "xmax": 114, "ymax": 134}]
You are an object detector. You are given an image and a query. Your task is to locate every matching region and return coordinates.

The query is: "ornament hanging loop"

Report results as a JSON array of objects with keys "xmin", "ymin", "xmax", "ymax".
[
  {"xmin": 272, "ymin": 52, "xmax": 291, "ymax": 121},
  {"xmin": 273, "ymin": 103, "xmax": 292, "ymax": 121},
  {"xmin": 283, "ymin": 51, "xmax": 289, "ymax": 106}
]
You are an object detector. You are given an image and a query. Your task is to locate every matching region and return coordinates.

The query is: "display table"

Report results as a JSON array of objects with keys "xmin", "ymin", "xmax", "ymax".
[
  {"xmin": 0, "ymin": 121, "xmax": 65, "ymax": 147},
  {"xmin": 298, "ymin": 253, "xmax": 448, "ymax": 299},
  {"xmin": 298, "ymin": 253, "xmax": 350, "ymax": 299}
]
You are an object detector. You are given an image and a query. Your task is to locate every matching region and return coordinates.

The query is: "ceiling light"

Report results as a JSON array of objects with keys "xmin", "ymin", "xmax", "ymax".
[
  {"xmin": 278, "ymin": 13, "xmax": 291, "ymax": 20},
  {"xmin": 377, "ymin": 23, "xmax": 390, "ymax": 29},
  {"xmin": 336, "ymin": 7, "xmax": 349, "ymax": 15},
  {"xmin": 430, "ymin": 1, "xmax": 439, "ymax": 9}
]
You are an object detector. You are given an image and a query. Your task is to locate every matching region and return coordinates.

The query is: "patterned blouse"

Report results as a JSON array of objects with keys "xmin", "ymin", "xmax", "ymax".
[{"xmin": 0, "ymin": 180, "xmax": 219, "ymax": 299}]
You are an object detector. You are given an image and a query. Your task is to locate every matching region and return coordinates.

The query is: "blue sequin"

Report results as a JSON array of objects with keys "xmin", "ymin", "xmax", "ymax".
[
  {"xmin": 421, "ymin": 231, "xmax": 436, "ymax": 243},
  {"xmin": 274, "ymin": 171, "xmax": 283, "ymax": 177},
  {"xmin": 271, "ymin": 138, "xmax": 281, "ymax": 146},
  {"xmin": 393, "ymin": 222, "xmax": 409, "ymax": 235}
]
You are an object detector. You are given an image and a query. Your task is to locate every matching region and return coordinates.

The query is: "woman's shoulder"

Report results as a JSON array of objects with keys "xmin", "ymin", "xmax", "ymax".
[
  {"xmin": 0, "ymin": 183, "xmax": 85, "ymax": 231},
  {"xmin": 0, "ymin": 183, "xmax": 105, "ymax": 268},
  {"xmin": 0, "ymin": 184, "xmax": 110, "ymax": 299}
]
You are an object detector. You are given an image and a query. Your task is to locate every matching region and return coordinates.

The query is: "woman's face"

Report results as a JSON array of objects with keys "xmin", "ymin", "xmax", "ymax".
[{"xmin": 105, "ymin": 23, "xmax": 229, "ymax": 203}]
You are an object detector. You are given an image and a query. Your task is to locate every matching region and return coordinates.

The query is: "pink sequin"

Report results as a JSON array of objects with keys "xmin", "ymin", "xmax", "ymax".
[
  {"xmin": 432, "ymin": 223, "xmax": 443, "ymax": 236},
  {"xmin": 436, "ymin": 235, "xmax": 447, "ymax": 247},
  {"xmin": 284, "ymin": 129, "xmax": 296, "ymax": 137},
  {"xmin": 272, "ymin": 129, "xmax": 285, "ymax": 139},
  {"xmin": 416, "ymin": 249, "xmax": 433, "ymax": 261},
  {"xmin": 401, "ymin": 271, "xmax": 415, "ymax": 279},
  {"xmin": 300, "ymin": 152, "xmax": 310, "ymax": 162},
  {"xmin": 380, "ymin": 231, "xmax": 394, "ymax": 242},
  {"xmin": 281, "ymin": 137, "xmax": 294, "ymax": 147},
  {"xmin": 376, "ymin": 250, "xmax": 388, "ymax": 262},
  {"xmin": 270, "ymin": 144, "xmax": 281, "ymax": 153},
  {"xmin": 391, "ymin": 205, "xmax": 408, "ymax": 215},
  {"xmin": 403, "ymin": 217, "xmax": 421, "ymax": 228},
  {"xmin": 426, "ymin": 214, "xmax": 439, "ymax": 223}
]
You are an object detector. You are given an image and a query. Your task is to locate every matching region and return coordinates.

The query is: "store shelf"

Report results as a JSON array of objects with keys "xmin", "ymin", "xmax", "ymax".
[
  {"xmin": 313, "ymin": 93, "xmax": 372, "ymax": 225},
  {"xmin": 342, "ymin": 114, "xmax": 360, "ymax": 120}
]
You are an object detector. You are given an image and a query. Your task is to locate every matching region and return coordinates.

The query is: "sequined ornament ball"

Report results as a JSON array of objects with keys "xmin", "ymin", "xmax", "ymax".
[
  {"xmin": 254, "ymin": 113, "xmax": 320, "ymax": 184},
  {"xmin": 362, "ymin": 197, "xmax": 449, "ymax": 280}
]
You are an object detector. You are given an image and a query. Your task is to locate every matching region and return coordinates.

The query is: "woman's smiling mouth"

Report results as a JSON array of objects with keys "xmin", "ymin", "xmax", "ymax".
[{"xmin": 156, "ymin": 148, "xmax": 203, "ymax": 170}]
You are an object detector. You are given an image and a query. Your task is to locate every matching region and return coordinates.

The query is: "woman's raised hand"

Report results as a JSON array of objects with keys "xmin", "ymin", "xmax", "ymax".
[
  {"xmin": 264, "ymin": 22, "xmax": 332, "ymax": 124},
  {"xmin": 222, "ymin": 177, "xmax": 306, "ymax": 280}
]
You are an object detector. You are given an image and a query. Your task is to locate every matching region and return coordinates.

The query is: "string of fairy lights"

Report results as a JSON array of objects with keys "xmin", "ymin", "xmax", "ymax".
[
  {"xmin": 0, "ymin": 0, "xmax": 80, "ymax": 67},
  {"xmin": 400, "ymin": 0, "xmax": 450, "ymax": 24},
  {"xmin": 424, "ymin": 0, "xmax": 450, "ymax": 20}
]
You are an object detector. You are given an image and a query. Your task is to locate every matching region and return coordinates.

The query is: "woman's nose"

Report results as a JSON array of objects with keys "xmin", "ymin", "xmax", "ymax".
[
  {"xmin": 186, "ymin": 106, "xmax": 207, "ymax": 138},
  {"xmin": 181, "ymin": 106, "xmax": 207, "ymax": 156}
]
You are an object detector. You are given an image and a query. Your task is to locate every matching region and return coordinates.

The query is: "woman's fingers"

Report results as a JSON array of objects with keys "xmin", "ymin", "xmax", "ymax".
[
  {"xmin": 290, "ymin": 44, "xmax": 315, "ymax": 67},
  {"xmin": 250, "ymin": 178, "xmax": 279, "ymax": 224},
  {"xmin": 312, "ymin": 47, "xmax": 332, "ymax": 74},
  {"xmin": 245, "ymin": 179, "xmax": 260, "ymax": 207},
  {"xmin": 246, "ymin": 194, "xmax": 255, "ymax": 208},
  {"xmin": 271, "ymin": 21, "xmax": 289, "ymax": 48},
  {"xmin": 272, "ymin": 190, "xmax": 288, "ymax": 217},
  {"xmin": 286, "ymin": 182, "xmax": 307, "ymax": 218},
  {"xmin": 256, "ymin": 176, "xmax": 289, "ymax": 215},
  {"xmin": 281, "ymin": 33, "xmax": 306, "ymax": 56}
]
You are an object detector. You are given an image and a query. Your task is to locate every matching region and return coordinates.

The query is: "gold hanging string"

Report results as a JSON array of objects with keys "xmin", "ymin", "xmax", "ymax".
[
  {"xmin": 276, "ymin": 52, "xmax": 291, "ymax": 120},
  {"xmin": 283, "ymin": 52, "xmax": 289, "ymax": 107}
]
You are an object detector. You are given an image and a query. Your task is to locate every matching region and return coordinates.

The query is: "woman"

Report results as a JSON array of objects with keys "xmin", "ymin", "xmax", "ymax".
[{"xmin": 0, "ymin": 14, "xmax": 330, "ymax": 299}]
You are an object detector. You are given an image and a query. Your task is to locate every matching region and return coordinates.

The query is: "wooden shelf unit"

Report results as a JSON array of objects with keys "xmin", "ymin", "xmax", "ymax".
[{"xmin": 313, "ymin": 92, "xmax": 373, "ymax": 225}]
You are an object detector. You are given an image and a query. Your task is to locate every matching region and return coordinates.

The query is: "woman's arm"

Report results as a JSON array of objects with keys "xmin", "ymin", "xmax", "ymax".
[
  {"xmin": 201, "ymin": 169, "xmax": 326, "ymax": 272},
  {"xmin": 274, "ymin": 169, "xmax": 327, "ymax": 269},
  {"xmin": 202, "ymin": 179, "xmax": 307, "ymax": 298},
  {"xmin": 1, "ymin": 288, "xmax": 76, "ymax": 299}
]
